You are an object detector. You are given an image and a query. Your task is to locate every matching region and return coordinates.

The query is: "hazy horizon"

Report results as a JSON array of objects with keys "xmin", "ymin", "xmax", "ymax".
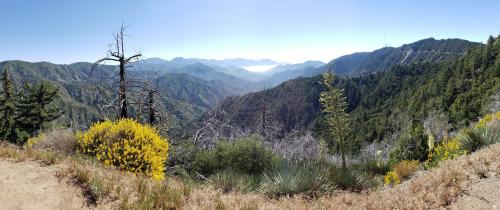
[{"xmin": 1, "ymin": 0, "xmax": 499, "ymax": 64}]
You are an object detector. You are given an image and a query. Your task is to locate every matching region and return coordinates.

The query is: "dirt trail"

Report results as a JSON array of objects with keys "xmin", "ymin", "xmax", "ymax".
[
  {"xmin": 448, "ymin": 175, "xmax": 500, "ymax": 210},
  {"xmin": 0, "ymin": 160, "xmax": 88, "ymax": 210}
]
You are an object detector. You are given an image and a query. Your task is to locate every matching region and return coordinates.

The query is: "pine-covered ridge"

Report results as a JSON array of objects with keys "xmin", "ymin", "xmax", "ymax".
[
  {"xmin": 211, "ymin": 35, "xmax": 500, "ymax": 150},
  {"xmin": 260, "ymin": 37, "xmax": 480, "ymax": 87}
]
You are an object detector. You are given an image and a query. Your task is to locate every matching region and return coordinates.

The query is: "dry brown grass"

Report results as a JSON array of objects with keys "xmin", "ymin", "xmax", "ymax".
[
  {"xmin": 392, "ymin": 160, "xmax": 420, "ymax": 181},
  {"xmin": 0, "ymin": 142, "xmax": 63, "ymax": 165},
  {"xmin": 27, "ymin": 128, "xmax": 77, "ymax": 154},
  {"xmin": 1, "ymin": 142, "xmax": 499, "ymax": 209}
]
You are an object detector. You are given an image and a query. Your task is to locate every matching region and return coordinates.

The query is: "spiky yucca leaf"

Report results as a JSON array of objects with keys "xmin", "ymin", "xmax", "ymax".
[
  {"xmin": 208, "ymin": 169, "xmax": 258, "ymax": 193},
  {"xmin": 457, "ymin": 125, "xmax": 500, "ymax": 152},
  {"xmin": 259, "ymin": 161, "xmax": 334, "ymax": 197},
  {"xmin": 330, "ymin": 167, "xmax": 371, "ymax": 191}
]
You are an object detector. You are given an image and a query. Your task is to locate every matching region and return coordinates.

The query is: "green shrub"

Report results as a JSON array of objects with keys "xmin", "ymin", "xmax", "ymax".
[
  {"xmin": 457, "ymin": 124, "xmax": 500, "ymax": 153},
  {"xmin": 474, "ymin": 111, "xmax": 500, "ymax": 128},
  {"xmin": 192, "ymin": 135, "xmax": 279, "ymax": 175},
  {"xmin": 389, "ymin": 124, "xmax": 428, "ymax": 164},
  {"xmin": 353, "ymin": 159, "xmax": 390, "ymax": 176},
  {"xmin": 208, "ymin": 169, "xmax": 259, "ymax": 193},
  {"xmin": 77, "ymin": 119, "xmax": 169, "ymax": 180},
  {"xmin": 165, "ymin": 166, "xmax": 197, "ymax": 186},
  {"xmin": 259, "ymin": 161, "xmax": 334, "ymax": 197}
]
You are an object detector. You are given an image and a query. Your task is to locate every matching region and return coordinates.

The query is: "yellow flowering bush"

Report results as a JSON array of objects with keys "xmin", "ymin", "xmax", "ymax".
[
  {"xmin": 425, "ymin": 138, "xmax": 466, "ymax": 168},
  {"xmin": 77, "ymin": 119, "xmax": 169, "ymax": 180},
  {"xmin": 384, "ymin": 160, "xmax": 419, "ymax": 186},
  {"xmin": 25, "ymin": 134, "xmax": 46, "ymax": 149},
  {"xmin": 384, "ymin": 171, "xmax": 400, "ymax": 186},
  {"xmin": 475, "ymin": 111, "xmax": 500, "ymax": 128}
]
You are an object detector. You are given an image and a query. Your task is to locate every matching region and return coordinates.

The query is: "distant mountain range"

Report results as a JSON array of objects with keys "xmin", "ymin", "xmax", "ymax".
[
  {"xmin": 133, "ymin": 38, "xmax": 479, "ymax": 92},
  {"xmin": 134, "ymin": 57, "xmax": 278, "ymax": 82},
  {"xmin": 0, "ymin": 37, "xmax": 485, "ymax": 131},
  {"xmin": 133, "ymin": 57, "xmax": 326, "ymax": 90}
]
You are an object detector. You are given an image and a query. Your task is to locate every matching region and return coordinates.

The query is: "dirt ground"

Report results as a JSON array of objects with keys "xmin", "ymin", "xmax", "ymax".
[
  {"xmin": 0, "ymin": 160, "xmax": 88, "ymax": 210},
  {"xmin": 448, "ymin": 174, "xmax": 500, "ymax": 210}
]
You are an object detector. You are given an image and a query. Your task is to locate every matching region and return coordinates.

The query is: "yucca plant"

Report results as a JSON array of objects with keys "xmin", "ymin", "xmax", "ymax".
[
  {"xmin": 457, "ymin": 124, "xmax": 500, "ymax": 153},
  {"xmin": 208, "ymin": 169, "xmax": 258, "ymax": 193},
  {"xmin": 259, "ymin": 161, "xmax": 334, "ymax": 197},
  {"xmin": 330, "ymin": 167, "xmax": 370, "ymax": 191}
]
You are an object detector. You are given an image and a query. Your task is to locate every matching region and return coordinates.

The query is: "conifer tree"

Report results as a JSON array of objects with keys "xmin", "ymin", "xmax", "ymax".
[
  {"xmin": 319, "ymin": 70, "xmax": 351, "ymax": 169},
  {"xmin": 15, "ymin": 82, "xmax": 62, "ymax": 142},
  {"xmin": 0, "ymin": 67, "xmax": 17, "ymax": 143}
]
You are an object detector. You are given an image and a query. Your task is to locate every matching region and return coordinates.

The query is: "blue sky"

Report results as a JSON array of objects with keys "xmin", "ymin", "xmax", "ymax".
[{"xmin": 0, "ymin": 0, "xmax": 499, "ymax": 64}]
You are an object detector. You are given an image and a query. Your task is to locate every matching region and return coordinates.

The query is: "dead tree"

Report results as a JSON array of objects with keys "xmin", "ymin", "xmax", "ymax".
[
  {"xmin": 147, "ymin": 88, "xmax": 158, "ymax": 124},
  {"xmin": 138, "ymin": 80, "xmax": 160, "ymax": 125},
  {"xmin": 135, "ymin": 91, "xmax": 146, "ymax": 122},
  {"xmin": 132, "ymin": 74, "xmax": 171, "ymax": 137},
  {"xmin": 261, "ymin": 87, "xmax": 267, "ymax": 136},
  {"xmin": 91, "ymin": 24, "xmax": 141, "ymax": 119},
  {"xmin": 193, "ymin": 106, "xmax": 251, "ymax": 148}
]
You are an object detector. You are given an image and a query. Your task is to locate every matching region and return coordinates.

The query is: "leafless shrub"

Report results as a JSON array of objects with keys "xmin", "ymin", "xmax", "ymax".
[
  {"xmin": 271, "ymin": 131, "xmax": 321, "ymax": 161},
  {"xmin": 386, "ymin": 110, "xmax": 412, "ymax": 142},
  {"xmin": 193, "ymin": 107, "xmax": 251, "ymax": 148},
  {"xmin": 29, "ymin": 128, "xmax": 77, "ymax": 154},
  {"xmin": 490, "ymin": 92, "xmax": 500, "ymax": 112},
  {"xmin": 423, "ymin": 109, "xmax": 451, "ymax": 142},
  {"xmin": 357, "ymin": 141, "xmax": 393, "ymax": 163}
]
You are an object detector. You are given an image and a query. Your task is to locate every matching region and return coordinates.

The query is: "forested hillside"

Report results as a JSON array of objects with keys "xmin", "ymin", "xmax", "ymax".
[
  {"xmin": 0, "ymin": 61, "xmax": 241, "ymax": 128},
  {"xmin": 212, "ymin": 35, "xmax": 500, "ymax": 151},
  {"xmin": 327, "ymin": 38, "xmax": 480, "ymax": 75}
]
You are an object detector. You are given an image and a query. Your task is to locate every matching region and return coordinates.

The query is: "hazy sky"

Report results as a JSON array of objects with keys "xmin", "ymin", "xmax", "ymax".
[{"xmin": 0, "ymin": 0, "xmax": 499, "ymax": 64}]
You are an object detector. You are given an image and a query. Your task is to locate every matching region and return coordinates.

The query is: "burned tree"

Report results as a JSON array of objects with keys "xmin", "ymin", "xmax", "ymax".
[
  {"xmin": 91, "ymin": 25, "xmax": 142, "ymax": 119},
  {"xmin": 261, "ymin": 87, "xmax": 267, "ymax": 137},
  {"xmin": 147, "ymin": 88, "xmax": 158, "ymax": 124},
  {"xmin": 139, "ymin": 80, "xmax": 161, "ymax": 125}
]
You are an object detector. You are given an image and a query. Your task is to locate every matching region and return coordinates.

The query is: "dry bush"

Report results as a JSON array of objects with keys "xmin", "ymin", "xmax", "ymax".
[
  {"xmin": 392, "ymin": 160, "xmax": 420, "ymax": 180},
  {"xmin": 271, "ymin": 131, "xmax": 321, "ymax": 161},
  {"xmin": 25, "ymin": 128, "xmax": 77, "ymax": 154},
  {"xmin": 0, "ymin": 142, "xmax": 22, "ymax": 159},
  {"xmin": 384, "ymin": 160, "xmax": 420, "ymax": 186}
]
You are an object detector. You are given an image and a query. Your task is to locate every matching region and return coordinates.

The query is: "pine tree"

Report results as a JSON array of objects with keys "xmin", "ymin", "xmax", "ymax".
[
  {"xmin": 319, "ymin": 71, "xmax": 351, "ymax": 169},
  {"xmin": 0, "ymin": 67, "xmax": 17, "ymax": 143},
  {"xmin": 15, "ymin": 82, "xmax": 62, "ymax": 142}
]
